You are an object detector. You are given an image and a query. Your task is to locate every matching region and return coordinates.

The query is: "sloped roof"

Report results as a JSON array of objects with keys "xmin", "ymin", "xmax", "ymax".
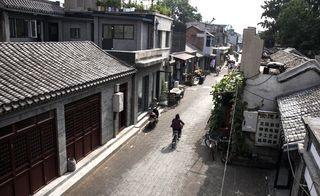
[
  {"xmin": 186, "ymin": 43, "xmax": 203, "ymax": 57},
  {"xmin": 270, "ymin": 49, "xmax": 309, "ymax": 69},
  {"xmin": 277, "ymin": 86, "xmax": 320, "ymax": 143},
  {"xmin": 277, "ymin": 60, "xmax": 320, "ymax": 83},
  {"xmin": 0, "ymin": 0, "xmax": 64, "ymax": 15},
  {"xmin": 0, "ymin": 41, "xmax": 136, "ymax": 115},
  {"xmin": 186, "ymin": 25, "xmax": 203, "ymax": 32}
]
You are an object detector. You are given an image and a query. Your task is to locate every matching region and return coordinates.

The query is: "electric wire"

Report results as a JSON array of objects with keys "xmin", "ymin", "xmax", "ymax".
[
  {"xmin": 285, "ymin": 136, "xmax": 311, "ymax": 196},
  {"xmin": 246, "ymin": 75, "xmax": 273, "ymax": 86},
  {"xmin": 219, "ymin": 86, "xmax": 238, "ymax": 196},
  {"xmin": 244, "ymin": 89, "xmax": 276, "ymax": 102}
]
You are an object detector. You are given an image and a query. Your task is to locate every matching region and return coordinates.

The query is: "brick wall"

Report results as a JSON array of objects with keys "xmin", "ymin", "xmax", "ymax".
[
  {"xmin": 186, "ymin": 26, "xmax": 203, "ymax": 51},
  {"xmin": 171, "ymin": 21, "xmax": 186, "ymax": 53}
]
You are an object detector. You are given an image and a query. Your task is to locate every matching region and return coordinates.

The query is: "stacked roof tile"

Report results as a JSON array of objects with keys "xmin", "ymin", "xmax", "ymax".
[
  {"xmin": 0, "ymin": 0, "xmax": 64, "ymax": 15},
  {"xmin": 0, "ymin": 41, "xmax": 136, "ymax": 115},
  {"xmin": 277, "ymin": 86, "xmax": 320, "ymax": 143},
  {"xmin": 270, "ymin": 49, "xmax": 309, "ymax": 69}
]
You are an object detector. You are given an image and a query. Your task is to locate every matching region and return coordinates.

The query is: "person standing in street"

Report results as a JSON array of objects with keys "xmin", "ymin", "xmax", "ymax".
[{"xmin": 170, "ymin": 114, "xmax": 185, "ymax": 139}]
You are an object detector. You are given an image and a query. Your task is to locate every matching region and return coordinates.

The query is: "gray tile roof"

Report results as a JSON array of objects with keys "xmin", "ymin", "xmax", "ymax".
[
  {"xmin": 270, "ymin": 49, "xmax": 309, "ymax": 69},
  {"xmin": 0, "ymin": 0, "xmax": 64, "ymax": 15},
  {"xmin": 277, "ymin": 86, "xmax": 320, "ymax": 143},
  {"xmin": 0, "ymin": 41, "xmax": 136, "ymax": 115}
]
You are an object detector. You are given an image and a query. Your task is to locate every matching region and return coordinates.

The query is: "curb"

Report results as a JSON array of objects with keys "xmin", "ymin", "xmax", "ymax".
[{"xmin": 34, "ymin": 111, "xmax": 155, "ymax": 196}]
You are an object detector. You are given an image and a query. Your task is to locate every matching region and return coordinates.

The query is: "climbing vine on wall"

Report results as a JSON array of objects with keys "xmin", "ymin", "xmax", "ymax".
[
  {"xmin": 209, "ymin": 72, "xmax": 245, "ymax": 130},
  {"xmin": 209, "ymin": 72, "xmax": 249, "ymax": 157}
]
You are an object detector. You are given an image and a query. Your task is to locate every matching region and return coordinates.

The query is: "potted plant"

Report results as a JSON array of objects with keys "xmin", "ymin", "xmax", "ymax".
[
  {"xmin": 134, "ymin": 2, "xmax": 145, "ymax": 12},
  {"xmin": 123, "ymin": 2, "xmax": 136, "ymax": 12},
  {"xmin": 96, "ymin": 0, "xmax": 103, "ymax": 11},
  {"xmin": 106, "ymin": 0, "xmax": 121, "ymax": 12}
]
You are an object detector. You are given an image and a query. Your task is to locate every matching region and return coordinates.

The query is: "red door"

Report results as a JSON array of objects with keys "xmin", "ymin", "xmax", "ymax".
[
  {"xmin": 65, "ymin": 94, "xmax": 101, "ymax": 162},
  {"xmin": 0, "ymin": 111, "xmax": 58, "ymax": 196}
]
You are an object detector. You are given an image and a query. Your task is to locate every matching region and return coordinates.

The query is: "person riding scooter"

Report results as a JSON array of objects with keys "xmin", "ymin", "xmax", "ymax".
[{"xmin": 148, "ymin": 98, "xmax": 159, "ymax": 128}]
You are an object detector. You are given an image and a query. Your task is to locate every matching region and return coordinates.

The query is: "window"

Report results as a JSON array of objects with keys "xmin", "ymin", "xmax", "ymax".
[
  {"xmin": 124, "ymin": 25, "xmax": 134, "ymax": 39},
  {"xmin": 70, "ymin": 28, "xmax": 80, "ymax": 39},
  {"xmin": 9, "ymin": 19, "xmax": 16, "ymax": 37},
  {"xmin": 103, "ymin": 25, "xmax": 113, "ymax": 39},
  {"xmin": 114, "ymin": 25, "xmax": 124, "ymax": 39},
  {"xmin": 9, "ymin": 18, "xmax": 37, "ymax": 38},
  {"xmin": 103, "ymin": 24, "xmax": 134, "ymax": 40},
  {"xmin": 165, "ymin": 31, "xmax": 170, "ymax": 47},
  {"xmin": 29, "ymin": 20, "xmax": 37, "ymax": 38},
  {"xmin": 157, "ymin": 30, "xmax": 162, "ymax": 48},
  {"xmin": 16, "ymin": 19, "xmax": 28, "ymax": 38},
  {"xmin": 206, "ymin": 36, "xmax": 211, "ymax": 47}
]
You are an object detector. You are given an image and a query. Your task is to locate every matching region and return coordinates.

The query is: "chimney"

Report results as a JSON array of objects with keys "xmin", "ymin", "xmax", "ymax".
[{"xmin": 240, "ymin": 27, "xmax": 264, "ymax": 78}]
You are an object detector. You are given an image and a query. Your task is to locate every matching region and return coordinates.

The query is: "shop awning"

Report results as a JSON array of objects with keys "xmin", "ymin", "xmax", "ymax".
[
  {"xmin": 196, "ymin": 53, "xmax": 203, "ymax": 58},
  {"xmin": 171, "ymin": 53, "xmax": 195, "ymax": 61}
]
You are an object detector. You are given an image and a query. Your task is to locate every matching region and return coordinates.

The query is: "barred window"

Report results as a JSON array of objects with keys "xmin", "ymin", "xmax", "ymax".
[{"xmin": 103, "ymin": 24, "xmax": 134, "ymax": 40}]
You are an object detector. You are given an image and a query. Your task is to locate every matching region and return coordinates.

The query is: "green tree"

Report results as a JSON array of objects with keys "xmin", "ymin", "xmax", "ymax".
[
  {"xmin": 259, "ymin": 0, "xmax": 290, "ymax": 29},
  {"xmin": 260, "ymin": 0, "xmax": 320, "ymax": 56},
  {"xmin": 159, "ymin": 0, "xmax": 202, "ymax": 23},
  {"xmin": 259, "ymin": 0, "xmax": 290, "ymax": 48},
  {"xmin": 277, "ymin": 0, "xmax": 320, "ymax": 56}
]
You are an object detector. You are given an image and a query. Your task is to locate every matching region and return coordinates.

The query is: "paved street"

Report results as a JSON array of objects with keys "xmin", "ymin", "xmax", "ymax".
[{"xmin": 64, "ymin": 72, "xmax": 275, "ymax": 196}]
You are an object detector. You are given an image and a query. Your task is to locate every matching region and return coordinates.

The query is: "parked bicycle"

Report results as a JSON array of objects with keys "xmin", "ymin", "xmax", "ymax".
[{"xmin": 204, "ymin": 131, "xmax": 229, "ymax": 161}]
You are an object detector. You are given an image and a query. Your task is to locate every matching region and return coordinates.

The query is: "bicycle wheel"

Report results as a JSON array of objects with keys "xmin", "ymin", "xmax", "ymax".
[
  {"xmin": 204, "ymin": 138, "xmax": 211, "ymax": 148},
  {"xmin": 211, "ymin": 145, "xmax": 215, "ymax": 161}
]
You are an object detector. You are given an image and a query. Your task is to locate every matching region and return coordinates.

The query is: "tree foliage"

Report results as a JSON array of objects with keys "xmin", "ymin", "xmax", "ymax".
[
  {"xmin": 159, "ymin": 0, "xmax": 202, "ymax": 23},
  {"xmin": 259, "ymin": 0, "xmax": 320, "ymax": 56}
]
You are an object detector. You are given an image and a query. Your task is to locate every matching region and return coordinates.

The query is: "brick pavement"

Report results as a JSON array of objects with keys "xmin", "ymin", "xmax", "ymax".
[{"xmin": 64, "ymin": 71, "xmax": 277, "ymax": 196}]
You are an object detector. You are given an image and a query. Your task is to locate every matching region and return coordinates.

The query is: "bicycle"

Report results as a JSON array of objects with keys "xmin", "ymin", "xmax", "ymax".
[
  {"xmin": 204, "ymin": 130, "xmax": 229, "ymax": 161},
  {"xmin": 171, "ymin": 130, "xmax": 179, "ymax": 149},
  {"xmin": 204, "ymin": 132, "xmax": 219, "ymax": 160}
]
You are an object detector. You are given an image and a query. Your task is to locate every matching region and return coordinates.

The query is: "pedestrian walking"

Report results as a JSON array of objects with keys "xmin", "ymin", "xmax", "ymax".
[{"xmin": 170, "ymin": 114, "xmax": 185, "ymax": 139}]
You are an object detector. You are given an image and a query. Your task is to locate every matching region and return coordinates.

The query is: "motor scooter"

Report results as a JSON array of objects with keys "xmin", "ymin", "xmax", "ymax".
[{"xmin": 148, "ymin": 108, "xmax": 159, "ymax": 129}]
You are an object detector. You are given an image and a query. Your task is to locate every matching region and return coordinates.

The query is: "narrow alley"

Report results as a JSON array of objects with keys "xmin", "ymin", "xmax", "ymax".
[{"xmin": 64, "ymin": 72, "xmax": 274, "ymax": 196}]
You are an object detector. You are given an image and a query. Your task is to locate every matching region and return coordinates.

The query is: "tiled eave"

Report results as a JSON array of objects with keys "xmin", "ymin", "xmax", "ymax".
[
  {"xmin": 277, "ymin": 60, "xmax": 320, "ymax": 83},
  {"xmin": 0, "ymin": 69, "xmax": 136, "ymax": 116},
  {"xmin": 0, "ymin": 0, "xmax": 64, "ymax": 16},
  {"xmin": 3, "ymin": 7, "xmax": 64, "ymax": 16},
  {"xmin": 277, "ymin": 86, "xmax": 320, "ymax": 143}
]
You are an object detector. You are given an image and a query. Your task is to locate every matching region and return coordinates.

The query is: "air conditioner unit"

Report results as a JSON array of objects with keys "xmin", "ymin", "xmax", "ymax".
[{"xmin": 242, "ymin": 111, "xmax": 258, "ymax": 132}]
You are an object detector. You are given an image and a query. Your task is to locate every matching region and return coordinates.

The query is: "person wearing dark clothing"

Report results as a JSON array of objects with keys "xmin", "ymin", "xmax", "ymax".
[
  {"xmin": 170, "ymin": 114, "xmax": 185, "ymax": 139},
  {"xmin": 150, "ymin": 98, "xmax": 159, "ymax": 118}
]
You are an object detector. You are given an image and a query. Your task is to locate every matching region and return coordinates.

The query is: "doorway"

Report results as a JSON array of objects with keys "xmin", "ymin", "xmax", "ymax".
[
  {"xmin": 119, "ymin": 83, "xmax": 127, "ymax": 131},
  {"xmin": 48, "ymin": 23, "xmax": 59, "ymax": 41}
]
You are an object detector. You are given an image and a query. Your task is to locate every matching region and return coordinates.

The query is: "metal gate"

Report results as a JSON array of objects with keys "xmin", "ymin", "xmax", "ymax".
[
  {"xmin": 0, "ymin": 111, "xmax": 58, "ymax": 196},
  {"xmin": 65, "ymin": 94, "xmax": 101, "ymax": 162}
]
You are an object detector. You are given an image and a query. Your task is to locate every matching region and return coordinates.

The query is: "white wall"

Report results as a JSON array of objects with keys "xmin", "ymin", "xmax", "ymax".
[
  {"xmin": 243, "ymin": 69, "xmax": 320, "ymax": 111},
  {"xmin": 240, "ymin": 27, "xmax": 264, "ymax": 78}
]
